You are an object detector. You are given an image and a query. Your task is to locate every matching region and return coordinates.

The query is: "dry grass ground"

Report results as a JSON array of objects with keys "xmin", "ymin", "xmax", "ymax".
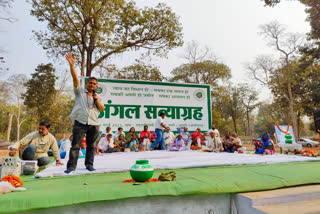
[{"xmin": 0, "ymin": 150, "xmax": 9, "ymax": 164}]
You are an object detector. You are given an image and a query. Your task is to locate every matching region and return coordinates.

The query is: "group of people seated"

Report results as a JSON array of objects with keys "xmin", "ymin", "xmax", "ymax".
[{"xmin": 56, "ymin": 125, "xmax": 275, "ymax": 159}]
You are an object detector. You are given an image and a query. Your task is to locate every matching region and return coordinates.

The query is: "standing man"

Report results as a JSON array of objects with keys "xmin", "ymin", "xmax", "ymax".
[
  {"xmin": 65, "ymin": 53, "xmax": 105, "ymax": 174},
  {"xmin": 150, "ymin": 112, "xmax": 168, "ymax": 150}
]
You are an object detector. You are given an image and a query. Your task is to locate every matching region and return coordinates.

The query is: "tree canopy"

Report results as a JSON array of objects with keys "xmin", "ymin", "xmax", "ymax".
[{"xmin": 30, "ymin": 0, "xmax": 183, "ymax": 77}]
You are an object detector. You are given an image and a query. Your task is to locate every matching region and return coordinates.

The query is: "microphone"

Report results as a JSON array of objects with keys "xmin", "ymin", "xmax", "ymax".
[{"xmin": 92, "ymin": 90, "xmax": 97, "ymax": 103}]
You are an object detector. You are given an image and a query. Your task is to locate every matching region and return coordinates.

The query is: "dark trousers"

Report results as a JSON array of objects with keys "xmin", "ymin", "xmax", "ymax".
[
  {"xmin": 67, "ymin": 121, "xmax": 100, "ymax": 170},
  {"xmin": 223, "ymin": 143, "xmax": 236, "ymax": 153},
  {"xmin": 22, "ymin": 144, "xmax": 51, "ymax": 166}
]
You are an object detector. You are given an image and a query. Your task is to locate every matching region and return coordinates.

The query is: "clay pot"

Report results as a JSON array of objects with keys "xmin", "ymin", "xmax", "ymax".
[{"xmin": 130, "ymin": 160, "xmax": 154, "ymax": 182}]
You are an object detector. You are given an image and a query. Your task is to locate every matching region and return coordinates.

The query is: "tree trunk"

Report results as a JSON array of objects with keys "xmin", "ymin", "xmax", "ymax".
[
  {"xmin": 246, "ymin": 109, "xmax": 250, "ymax": 136},
  {"xmin": 7, "ymin": 112, "xmax": 13, "ymax": 142},
  {"xmin": 86, "ymin": 50, "xmax": 93, "ymax": 77},
  {"xmin": 232, "ymin": 117, "xmax": 237, "ymax": 134},
  {"xmin": 17, "ymin": 105, "xmax": 21, "ymax": 141},
  {"xmin": 288, "ymin": 97, "xmax": 298, "ymax": 139},
  {"xmin": 297, "ymin": 111, "xmax": 301, "ymax": 138},
  {"xmin": 80, "ymin": 50, "xmax": 86, "ymax": 77}
]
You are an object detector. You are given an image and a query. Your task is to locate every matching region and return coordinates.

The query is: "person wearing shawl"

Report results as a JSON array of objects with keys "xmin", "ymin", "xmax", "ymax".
[
  {"xmin": 177, "ymin": 126, "xmax": 192, "ymax": 148},
  {"xmin": 254, "ymin": 132, "xmax": 275, "ymax": 155},
  {"xmin": 125, "ymin": 127, "xmax": 136, "ymax": 140},
  {"xmin": 169, "ymin": 134, "xmax": 189, "ymax": 151}
]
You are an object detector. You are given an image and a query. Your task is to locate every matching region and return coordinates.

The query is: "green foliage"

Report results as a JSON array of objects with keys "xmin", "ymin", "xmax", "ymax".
[
  {"xmin": 30, "ymin": 0, "xmax": 183, "ymax": 76},
  {"xmin": 23, "ymin": 63, "xmax": 57, "ymax": 123},
  {"xmin": 170, "ymin": 60, "xmax": 231, "ymax": 86},
  {"xmin": 117, "ymin": 60, "xmax": 163, "ymax": 81},
  {"xmin": 49, "ymin": 93, "xmax": 74, "ymax": 134}
]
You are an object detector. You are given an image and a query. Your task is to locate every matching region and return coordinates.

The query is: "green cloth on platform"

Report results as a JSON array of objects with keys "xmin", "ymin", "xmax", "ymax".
[{"xmin": 2, "ymin": 161, "xmax": 320, "ymax": 213}]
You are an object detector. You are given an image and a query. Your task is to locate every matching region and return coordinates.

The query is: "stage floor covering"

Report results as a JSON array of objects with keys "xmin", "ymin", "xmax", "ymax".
[
  {"xmin": 35, "ymin": 151, "xmax": 320, "ymax": 178},
  {"xmin": 2, "ymin": 156, "xmax": 320, "ymax": 213}
]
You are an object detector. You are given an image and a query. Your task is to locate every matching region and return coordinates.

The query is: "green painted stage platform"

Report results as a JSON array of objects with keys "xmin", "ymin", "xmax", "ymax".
[{"xmin": 2, "ymin": 161, "xmax": 320, "ymax": 213}]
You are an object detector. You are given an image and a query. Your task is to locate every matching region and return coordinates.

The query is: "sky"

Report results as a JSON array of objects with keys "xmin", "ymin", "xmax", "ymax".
[{"xmin": 0, "ymin": 0, "xmax": 310, "ymax": 91}]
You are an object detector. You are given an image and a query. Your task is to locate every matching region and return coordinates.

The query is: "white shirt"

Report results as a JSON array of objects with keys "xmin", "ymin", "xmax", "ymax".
[
  {"xmin": 164, "ymin": 131, "xmax": 175, "ymax": 143},
  {"xmin": 113, "ymin": 132, "xmax": 124, "ymax": 140},
  {"xmin": 59, "ymin": 139, "xmax": 71, "ymax": 153},
  {"xmin": 155, "ymin": 117, "xmax": 164, "ymax": 130},
  {"xmin": 105, "ymin": 131, "xmax": 114, "ymax": 139},
  {"xmin": 70, "ymin": 79, "xmax": 101, "ymax": 125},
  {"xmin": 209, "ymin": 129, "xmax": 220, "ymax": 138},
  {"xmin": 98, "ymin": 137, "xmax": 114, "ymax": 151}
]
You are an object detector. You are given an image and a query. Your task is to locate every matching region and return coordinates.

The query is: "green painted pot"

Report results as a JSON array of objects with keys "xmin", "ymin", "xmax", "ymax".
[
  {"xmin": 130, "ymin": 160, "xmax": 154, "ymax": 182},
  {"xmin": 285, "ymin": 134, "xmax": 292, "ymax": 139},
  {"xmin": 285, "ymin": 139, "xmax": 293, "ymax": 144}
]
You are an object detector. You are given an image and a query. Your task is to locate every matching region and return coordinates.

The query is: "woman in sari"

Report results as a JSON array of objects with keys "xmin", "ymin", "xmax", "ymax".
[
  {"xmin": 254, "ymin": 132, "xmax": 275, "ymax": 155},
  {"xmin": 125, "ymin": 127, "xmax": 136, "ymax": 140}
]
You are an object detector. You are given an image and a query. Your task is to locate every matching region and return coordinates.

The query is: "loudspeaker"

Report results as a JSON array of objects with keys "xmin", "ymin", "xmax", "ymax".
[{"xmin": 314, "ymin": 110, "xmax": 320, "ymax": 133}]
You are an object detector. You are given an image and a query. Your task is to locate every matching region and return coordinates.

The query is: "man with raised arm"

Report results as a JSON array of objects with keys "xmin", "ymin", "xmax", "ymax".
[{"xmin": 64, "ymin": 53, "xmax": 105, "ymax": 174}]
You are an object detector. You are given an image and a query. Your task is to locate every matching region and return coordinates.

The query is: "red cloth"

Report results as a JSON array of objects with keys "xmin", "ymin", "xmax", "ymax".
[
  {"xmin": 192, "ymin": 131, "xmax": 204, "ymax": 143},
  {"xmin": 139, "ymin": 131, "xmax": 151, "ymax": 143}
]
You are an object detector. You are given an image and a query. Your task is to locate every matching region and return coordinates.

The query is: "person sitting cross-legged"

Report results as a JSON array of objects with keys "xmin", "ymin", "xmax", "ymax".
[
  {"xmin": 60, "ymin": 135, "xmax": 73, "ymax": 159},
  {"xmin": 139, "ymin": 125, "xmax": 151, "ymax": 150},
  {"xmin": 177, "ymin": 127, "xmax": 192, "ymax": 148},
  {"xmin": 222, "ymin": 131, "xmax": 237, "ymax": 153},
  {"xmin": 202, "ymin": 131, "xmax": 223, "ymax": 152},
  {"xmin": 98, "ymin": 134, "xmax": 117, "ymax": 153},
  {"xmin": 253, "ymin": 132, "xmax": 275, "ymax": 155},
  {"xmin": 192, "ymin": 128, "xmax": 205, "ymax": 147},
  {"xmin": 164, "ymin": 127, "xmax": 175, "ymax": 150},
  {"xmin": 8, "ymin": 121, "xmax": 63, "ymax": 167},
  {"xmin": 169, "ymin": 134, "xmax": 188, "ymax": 151}
]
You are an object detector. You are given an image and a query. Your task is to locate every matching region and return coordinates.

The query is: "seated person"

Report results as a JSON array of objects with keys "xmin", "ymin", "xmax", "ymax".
[
  {"xmin": 169, "ymin": 134, "xmax": 188, "ymax": 151},
  {"xmin": 8, "ymin": 121, "xmax": 63, "ymax": 167},
  {"xmin": 150, "ymin": 131, "xmax": 159, "ymax": 149},
  {"xmin": 192, "ymin": 128, "xmax": 205, "ymax": 147},
  {"xmin": 79, "ymin": 140, "xmax": 87, "ymax": 157},
  {"xmin": 124, "ymin": 133, "xmax": 139, "ymax": 152},
  {"xmin": 140, "ymin": 125, "xmax": 151, "ymax": 150},
  {"xmin": 151, "ymin": 131, "xmax": 157, "ymax": 143},
  {"xmin": 114, "ymin": 134, "xmax": 126, "ymax": 152},
  {"xmin": 60, "ymin": 135, "xmax": 73, "ymax": 159},
  {"xmin": 222, "ymin": 131, "xmax": 237, "ymax": 153},
  {"xmin": 254, "ymin": 132, "xmax": 275, "ymax": 155},
  {"xmin": 105, "ymin": 126, "xmax": 114, "ymax": 139},
  {"xmin": 126, "ymin": 127, "xmax": 136, "ymax": 140},
  {"xmin": 95, "ymin": 133, "xmax": 106, "ymax": 155},
  {"xmin": 202, "ymin": 131, "xmax": 223, "ymax": 152},
  {"xmin": 231, "ymin": 133, "xmax": 246, "ymax": 152},
  {"xmin": 113, "ymin": 127, "xmax": 124, "ymax": 141},
  {"xmin": 177, "ymin": 126, "xmax": 192, "ymax": 148},
  {"xmin": 98, "ymin": 134, "xmax": 116, "ymax": 153},
  {"xmin": 164, "ymin": 127, "xmax": 175, "ymax": 150}
]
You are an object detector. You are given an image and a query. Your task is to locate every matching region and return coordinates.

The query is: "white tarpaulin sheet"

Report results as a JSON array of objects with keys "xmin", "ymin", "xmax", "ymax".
[{"xmin": 35, "ymin": 151, "xmax": 320, "ymax": 178}]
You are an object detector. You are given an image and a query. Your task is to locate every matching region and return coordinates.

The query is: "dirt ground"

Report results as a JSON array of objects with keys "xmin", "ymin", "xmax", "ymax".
[{"xmin": 0, "ymin": 150, "xmax": 9, "ymax": 164}]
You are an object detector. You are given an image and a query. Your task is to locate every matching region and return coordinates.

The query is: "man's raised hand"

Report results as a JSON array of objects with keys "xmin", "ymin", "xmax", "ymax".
[{"xmin": 66, "ymin": 53, "xmax": 76, "ymax": 65}]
